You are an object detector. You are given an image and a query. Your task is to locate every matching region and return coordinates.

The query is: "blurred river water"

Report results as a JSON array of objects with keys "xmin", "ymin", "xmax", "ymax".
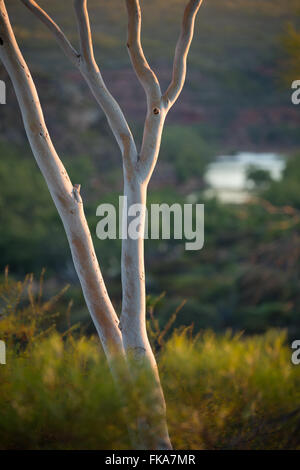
[{"xmin": 204, "ymin": 152, "xmax": 285, "ymax": 203}]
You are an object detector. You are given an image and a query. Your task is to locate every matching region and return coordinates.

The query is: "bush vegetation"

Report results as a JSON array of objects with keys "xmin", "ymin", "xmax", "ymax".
[{"xmin": 0, "ymin": 274, "xmax": 299, "ymax": 450}]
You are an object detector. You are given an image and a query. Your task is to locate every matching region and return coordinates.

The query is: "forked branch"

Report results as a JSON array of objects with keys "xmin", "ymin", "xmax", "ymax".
[{"xmin": 125, "ymin": 0, "xmax": 202, "ymax": 180}]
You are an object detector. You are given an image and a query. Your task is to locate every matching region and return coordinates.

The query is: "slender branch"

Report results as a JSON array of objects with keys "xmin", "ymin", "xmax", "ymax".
[
  {"xmin": 21, "ymin": 0, "xmax": 80, "ymax": 66},
  {"xmin": 73, "ymin": 0, "xmax": 137, "ymax": 170},
  {"xmin": 163, "ymin": 0, "xmax": 203, "ymax": 108},
  {"xmin": 125, "ymin": 0, "xmax": 161, "ymax": 105},
  {"xmin": 74, "ymin": 0, "xmax": 96, "ymax": 67},
  {"xmin": 125, "ymin": 1, "xmax": 166, "ymax": 181},
  {"xmin": 20, "ymin": 0, "xmax": 137, "ymax": 168}
]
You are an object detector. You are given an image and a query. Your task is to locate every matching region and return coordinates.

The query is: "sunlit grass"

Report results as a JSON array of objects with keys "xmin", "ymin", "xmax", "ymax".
[
  {"xmin": 162, "ymin": 330, "xmax": 300, "ymax": 449},
  {"xmin": 0, "ymin": 274, "xmax": 299, "ymax": 449}
]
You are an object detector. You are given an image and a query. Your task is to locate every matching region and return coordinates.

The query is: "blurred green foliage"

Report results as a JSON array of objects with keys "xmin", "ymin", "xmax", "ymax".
[
  {"xmin": 145, "ymin": 154, "xmax": 300, "ymax": 339},
  {"xmin": 265, "ymin": 154, "xmax": 300, "ymax": 208},
  {"xmin": 0, "ymin": 142, "xmax": 98, "ymax": 274},
  {"xmin": 1, "ymin": 141, "xmax": 300, "ymax": 338},
  {"xmin": 161, "ymin": 125, "xmax": 213, "ymax": 182},
  {"xmin": 0, "ymin": 275, "xmax": 299, "ymax": 450},
  {"xmin": 0, "ymin": 143, "xmax": 66, "ymax": 272},
  {"xmin": 246, "ymin": 166, "xmax": 272, "ymax": 189}
]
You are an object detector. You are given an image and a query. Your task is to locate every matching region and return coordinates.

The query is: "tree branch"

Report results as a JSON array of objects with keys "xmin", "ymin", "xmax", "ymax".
[
  {"xmin": 125, "ymin": 0, "xmax": 161, "ymax": 105},
  {"xmin": 21, "ymin": 0, "xmax": 137, "ymax": 169},
  {"xmin": 126, "ymin": 0, "xmax": 203, "ymax": 181},
  {"xmin": 73, "ymin": 0, "xmax": 137, "ymax": 170},
  {"xmin": 125, "ymin": 1, "xmax": 166, "ymax": 181},
  {"xmin": 74, "ymin": 0, "xmax": 96, "ymax": 68},
  {"xmin": 21, "ymin": 0, "xmax": 80, "ymax": 66},
  {"xmin": 163, "ymin": 0, "xmax": 203, "ymax": 108}
]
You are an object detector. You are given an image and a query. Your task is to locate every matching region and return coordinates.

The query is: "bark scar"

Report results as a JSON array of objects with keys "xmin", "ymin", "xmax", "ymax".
[
  {"xmin": 73, "ymin": 184, "xmax": 82, "ymax": 203},
  {"xmin": 128, "ymin": 346, "xmax": 146, "ymax": 364}
]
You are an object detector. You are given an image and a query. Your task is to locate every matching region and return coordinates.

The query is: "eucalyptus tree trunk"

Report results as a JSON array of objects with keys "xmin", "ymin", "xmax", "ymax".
[{"xmin": 0, "ymin": 0, "xmax": 203, "ymax": 450}]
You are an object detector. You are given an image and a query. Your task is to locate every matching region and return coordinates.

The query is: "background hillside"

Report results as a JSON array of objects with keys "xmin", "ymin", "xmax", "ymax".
[{"xmin": 2, "ymin": 0, "xmax": 300, "ymax": 154}]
